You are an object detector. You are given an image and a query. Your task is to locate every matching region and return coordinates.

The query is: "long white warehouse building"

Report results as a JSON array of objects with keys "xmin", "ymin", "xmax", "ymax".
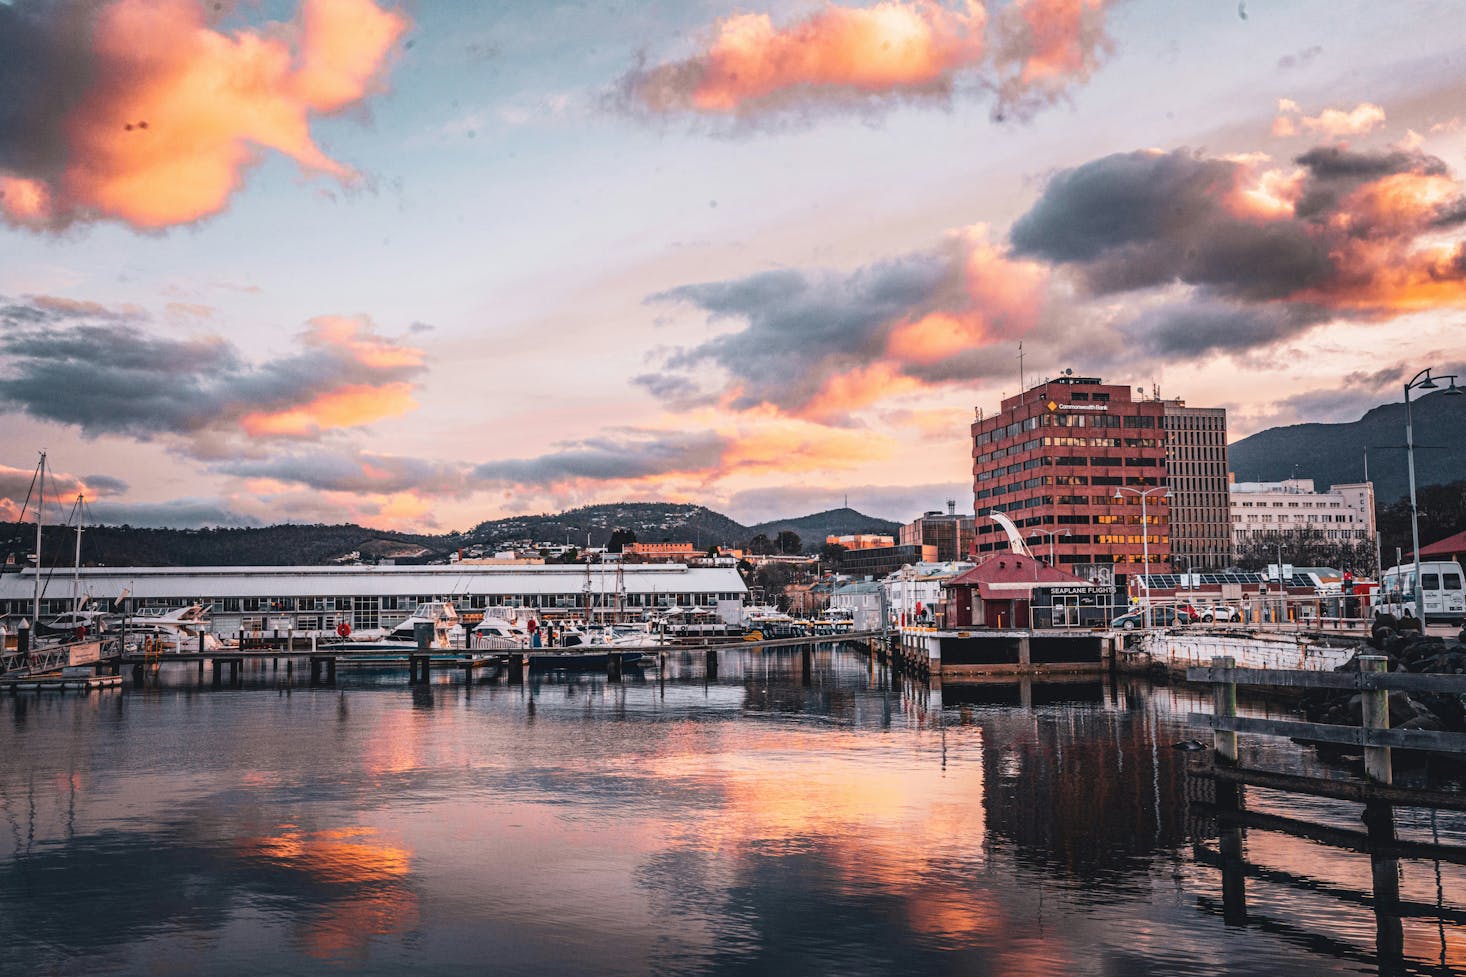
[{"xmin": 0, "ymin": 563, "xmax": 748, "ymax": 635}]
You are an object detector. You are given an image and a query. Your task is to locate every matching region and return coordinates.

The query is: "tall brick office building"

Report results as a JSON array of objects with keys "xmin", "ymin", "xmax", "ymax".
[{"xmin": 972, "ymin": 376, "xmax": 1170, "ymax": 587}]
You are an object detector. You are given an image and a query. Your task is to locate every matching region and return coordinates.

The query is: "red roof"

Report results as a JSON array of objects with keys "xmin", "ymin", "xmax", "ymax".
[
  {"xmin": 945, "ymin": 555, "xmax": 1101, "ymax": 592},
  {"xmin": 1419, "ymin": 528, "xmax": 1466, "ymax": 559}
]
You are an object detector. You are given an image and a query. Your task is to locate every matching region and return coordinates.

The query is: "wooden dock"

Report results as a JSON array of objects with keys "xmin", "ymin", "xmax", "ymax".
[{"xmin": 1184, "ymin": 654, "xmax": 1466, "ymax": 966}]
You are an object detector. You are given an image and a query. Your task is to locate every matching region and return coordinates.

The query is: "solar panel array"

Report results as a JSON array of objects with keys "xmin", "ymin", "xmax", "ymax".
[{"xmin": 1136, "ymin": 572, "xmax": 1315, "ymax": 588}]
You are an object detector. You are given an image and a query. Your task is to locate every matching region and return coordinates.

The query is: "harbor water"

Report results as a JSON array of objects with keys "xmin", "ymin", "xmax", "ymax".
[{"xmin": 1, "ymin": 649, "xmax": 1463, "ymax": 976}]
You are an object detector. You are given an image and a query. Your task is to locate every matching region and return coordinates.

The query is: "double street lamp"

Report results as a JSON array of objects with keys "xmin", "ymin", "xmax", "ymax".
[
  {"xmin": 1114, "ymin": 486, "xmax": 1169, "ymax": 627},
  {"xmin": 1028, "ymin": 529, "xmax": 1070, "ymax": 568},
  {"xmin": 1404, "ymin": 367, "xmax": 1462, "ymax": 620}
]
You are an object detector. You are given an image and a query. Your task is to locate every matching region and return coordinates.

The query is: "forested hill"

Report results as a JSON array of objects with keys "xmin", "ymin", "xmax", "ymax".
[
  {"xmin": 1, "ymin": 502, "xmax": 906, "ymax": 567},
  {"xmin": 746, "ymin": 508, "xmax": 901, "ymax": 545},
  {"xmin": 1229, "ymin": 390, "xmax": 1465, "ymax": 502},
  {"xmin": 0, "ymin": 522, "xmax": 443, "ymax": 569}
]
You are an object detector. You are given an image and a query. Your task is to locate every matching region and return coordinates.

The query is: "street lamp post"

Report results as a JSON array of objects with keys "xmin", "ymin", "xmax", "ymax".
[
  {"xmin": 1027, "ymin": 529, "xmax": 1070, "ymax": 569},
  {"xmin": 1114, "ymin": 486, "xmax": 1170, "ymax": 627},
  {"xmin": 1403, "ymin": 368, "xmax": 1461, "ymax": 621}
]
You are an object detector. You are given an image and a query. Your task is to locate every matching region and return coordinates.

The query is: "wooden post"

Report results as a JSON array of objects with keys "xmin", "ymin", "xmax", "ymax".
[
  {"xmin": 1360, "ymin": 654, "xmax": 1392, "ymax": 785},
  {"xmin": 704, "ymin": 647, "xmax": 718, "ymax": 680},
  {"xmin": 801, "ymin": 645, "xmax": 812, "ymax": 686},
  {"xmin": 197, "ymin": 658, "xmax": 204, "ymax": 681},
  {"xmin": 1211, "ymin": 655, "xmax": 1237, "ymax": 765}
]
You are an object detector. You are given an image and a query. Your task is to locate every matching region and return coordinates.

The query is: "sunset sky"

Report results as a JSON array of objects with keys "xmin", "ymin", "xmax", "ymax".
[{"xmin": 3, "ymin": 0, "xmax": 1465, "ymax": 532}]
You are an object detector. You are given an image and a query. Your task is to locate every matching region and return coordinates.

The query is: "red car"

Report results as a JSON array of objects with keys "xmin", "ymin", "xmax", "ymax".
[{"xmin": 1175, "ymin": 602, "xmax": 1200, "ymax": 624}]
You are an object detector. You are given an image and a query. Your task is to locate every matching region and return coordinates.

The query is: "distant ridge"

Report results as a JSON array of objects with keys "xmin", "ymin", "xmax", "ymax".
[
  {"xmin": 2, "ymin": 501, "xmax": 905, "ymax": 566},
  {"xmin": 1229, "ymin": 389, "xmax": 1466, "ymax": 504},
  {"xmin": 746, "ymin": 507, "xmax": 901, "ymax": 545}
]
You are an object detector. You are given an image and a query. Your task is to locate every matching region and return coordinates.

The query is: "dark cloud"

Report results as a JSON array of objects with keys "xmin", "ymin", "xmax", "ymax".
[
  {"xmin": 1277, "ymin": 44, "xmax": 1323, "ymax": 71},
  {"xmin": 0, "ymin": 0, "xmax": 97, "ymax": 179},
  {"xmin": 1011, "ymin": 145, "xmax": 1466, "ymax": 360},
  {"xmin": 630, "ymin": 372, "xmax": 714, "ymax": 407},
  {"xmin": 80, "ymin": 473, "xmax": 129, "ymax": 495},
  {"xmin": 1120, "ymin": 299, "xmax": 1330, "ymax": 358},
  {"xmin": 85, "ymin": 498, "xmax": 263, "ymax": 529},
  {"xmin": 1010, "ymin": 149, "xmax": 1333, "ymax": 300},
  {"xmin": 0, "ymin": 298, "xmax": 425, "ymax": 450},
  {"xmin": 218, "ymin": 451, "xmax": 471, "ymax": 496},
  {"xmin": 473, "ymin": 430, "xmax": 730, "ymax": 485},
  {"xmin": 1294, "ymin": 145, "xmax": 1447, "ymax": 181},
  {"xmin": 653, "ymin": 253, "xmax": 959, "ymax": 411}
]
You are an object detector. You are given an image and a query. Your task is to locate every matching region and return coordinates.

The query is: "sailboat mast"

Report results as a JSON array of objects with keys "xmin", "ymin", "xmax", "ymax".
[
  {"xmin": 34, "ymin": 451, "xmax": 45, "ymax": 627},
  {"xmin": 73, "ymin": 493, "xmax": 84, "ymax": 614}
]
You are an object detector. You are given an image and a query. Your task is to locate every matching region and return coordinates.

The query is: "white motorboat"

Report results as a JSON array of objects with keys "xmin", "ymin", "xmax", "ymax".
[{"xmin": 323, "ymin": 600, "xmax": 466, "ymax": 652}]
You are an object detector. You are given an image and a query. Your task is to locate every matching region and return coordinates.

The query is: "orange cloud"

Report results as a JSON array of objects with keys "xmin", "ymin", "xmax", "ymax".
[
  {"xmin": 693, "ymin": 1, "xmax": 986, "ymax": 111},
  {"xmin": 799, "ymin": 361, "xmax": 931, "ymax": 419},
  {"xmin": 1, "ymin": 0, "xmax": 407, "ymax": 231},
  {"xmin": 0, "ymin": 176, "xmax": 52, "ymax": 228},
  {"xmin": 993, "ymin": 0, "xmax": 1113, "ymax": 108},
  {"xmin": 1271, "ymin": 98, "xmax": 1386, "ymax": 138},
  {"xmin": 629, "ymin": 1, "xmax": 990, "ymax": 115},
  {"xmin": 305, "ymin": 314, "xmax": 425, "ymax": 370},
  {"xmin": 626, "ymin": 0, "xmax": 1116, "ymax": 119},
  {"xmin": 240, "ymin": 382, "xmax": 418, "ymax": 437}
]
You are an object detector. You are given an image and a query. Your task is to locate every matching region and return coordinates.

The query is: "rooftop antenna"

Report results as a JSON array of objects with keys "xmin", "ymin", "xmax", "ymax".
[{"xmin": 1017, "ymin": 341, "xmax": 1025, "ymax": 392}]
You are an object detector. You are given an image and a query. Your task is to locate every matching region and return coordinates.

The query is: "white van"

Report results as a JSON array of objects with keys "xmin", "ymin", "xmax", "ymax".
[{"xmin": 1376, "ymin": 561, "xmax": 1465, "ymax": 625}]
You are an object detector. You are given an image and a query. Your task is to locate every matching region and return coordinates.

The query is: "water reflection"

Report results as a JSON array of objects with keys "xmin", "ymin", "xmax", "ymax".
[{"xmin": 0, "ymin": 649, "xmax": 1460, "ymax": 976}]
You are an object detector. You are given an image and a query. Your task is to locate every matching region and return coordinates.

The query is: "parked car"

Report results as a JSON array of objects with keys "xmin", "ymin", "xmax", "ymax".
[
  {"xmin": 1110, "ymin": 606, "xmax": 1183, "ymax": 630},
  {"xmin": 1175, "ymin": 602, "xmax": 1201, "ymax": 624},
  {"xmin": 1199, "ymin": 605, "xmax": 1240, "ymax": 623}
]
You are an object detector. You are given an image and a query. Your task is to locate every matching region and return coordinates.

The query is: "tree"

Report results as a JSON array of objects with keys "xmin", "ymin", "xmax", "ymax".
[
  {"xmin": 1378, "ymin": 480, "xmax": 1466, "ymax": 560},
  {"xmin": 747, "ymin": 533, "xmax": 774, "ymax": 555},
  {"xmin": 607, "ymin": 528, "xmax": 636, "ymax": 553},
  {"xmin": 819, "ymin": 541, "xmax": 847, "ymax": 567},
  {"xmin": 1235, "ymin": 529, "xmax": 1376, "ymax": 574},
  {"xmin": 775, "ymin": 530, "xmax": 802, "ymax": 555},
  {"xmin": 752, "ymin": 562, "xmax": 797, "ymax": 606}
]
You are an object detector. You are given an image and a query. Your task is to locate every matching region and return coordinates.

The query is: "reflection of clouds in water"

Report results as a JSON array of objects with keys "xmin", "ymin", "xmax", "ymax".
[
  {"xmin": 0, "ymin": 812, "xmax": 419, "ymax": 970},
  {"xmin": 237, "ymin": 825, "xmax": 420, "ymax": 962}
]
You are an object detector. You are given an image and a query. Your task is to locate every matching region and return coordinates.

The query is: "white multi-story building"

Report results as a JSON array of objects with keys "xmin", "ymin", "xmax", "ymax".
[{"xmin": 1229, "ymin": 478, "xmax": 1375, "ymax": 544}]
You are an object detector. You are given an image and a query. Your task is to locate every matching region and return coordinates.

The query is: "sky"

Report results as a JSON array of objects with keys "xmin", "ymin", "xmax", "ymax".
[{"xmin": 2, "ymin": 0, "xmax": 1466, "ymax": 533}]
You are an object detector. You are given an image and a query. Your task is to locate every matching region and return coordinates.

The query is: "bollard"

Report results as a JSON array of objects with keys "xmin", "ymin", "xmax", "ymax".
[
  {"xmin": 1211, "ymin": 655, "xmax": 1237, "ymax": 765},
  {"xmin": 1360, "ymin": 655, "xmax": 1392, "ymax": 785}
]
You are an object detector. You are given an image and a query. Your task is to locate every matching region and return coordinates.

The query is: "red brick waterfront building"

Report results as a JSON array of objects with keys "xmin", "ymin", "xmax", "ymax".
[{"xmin": 972, "ymin": 376, "xmax": 1170, "ymax": 588}]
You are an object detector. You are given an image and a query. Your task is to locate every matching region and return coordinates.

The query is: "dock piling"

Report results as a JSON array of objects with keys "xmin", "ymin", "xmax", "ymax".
[
  {"xmin": 1360, "ymin": 655, "xmax": 1392, "ymax": 785},
  {"xmin": 1211, "ymin": 656, "xmax": 1238, "ymax": 765}
]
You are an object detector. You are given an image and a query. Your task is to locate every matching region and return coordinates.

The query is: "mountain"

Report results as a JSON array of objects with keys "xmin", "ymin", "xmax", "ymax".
[
  {"xmin": 1230, "ymin": 389, "xmax": 1466, "ymax": 504},
  {"xmin": 745, "ymin": 507, "xmax": 902, "ymax": 549}
]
